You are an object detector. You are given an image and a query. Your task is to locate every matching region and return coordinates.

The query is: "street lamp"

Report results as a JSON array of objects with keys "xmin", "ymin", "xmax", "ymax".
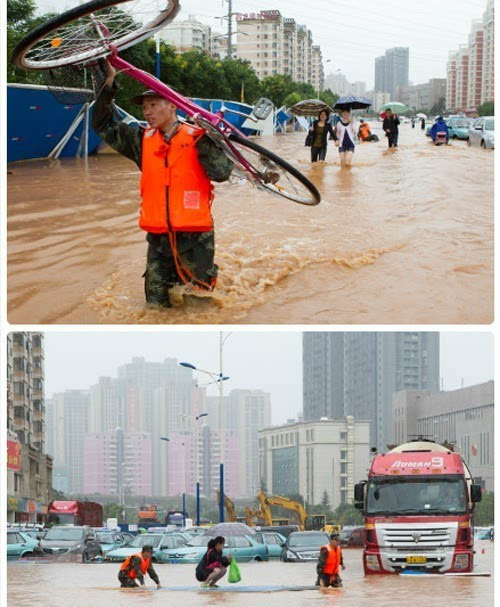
[
  {"xmin": 160, "ymin": 436, "xmax": 186, "ymax": 526},
  {"xmin": 182, "ymin": 412, "xmax": 209, "ymax": 526},
  {"xmin": 179, "ymin": 331, "xmax": 232, "ymax": 523}
]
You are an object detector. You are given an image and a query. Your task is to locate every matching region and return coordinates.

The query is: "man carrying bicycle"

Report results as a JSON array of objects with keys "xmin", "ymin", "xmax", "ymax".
[{"xmin": 92, "ymin": 61, "xmax": 234, "ymax": 307}]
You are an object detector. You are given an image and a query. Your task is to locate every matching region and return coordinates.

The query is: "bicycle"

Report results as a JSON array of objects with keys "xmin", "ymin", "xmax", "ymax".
[{"xmin": 12, "ymin": 0, "xmax": 320, "ymax": 206}]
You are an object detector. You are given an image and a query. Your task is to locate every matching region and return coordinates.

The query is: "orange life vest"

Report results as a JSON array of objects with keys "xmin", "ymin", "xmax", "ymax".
[
  {"xmin": 321, "ymin": 544, "xmax": 341, "ymax": 575},
  {"xmin": 139, "ymin": 124, "xmax": 214, "ymax": 234},
  {"xmin": 359, "ymin": 123, "xmax": 371, "ymax": 140},
  {"xmin": 120, "ymin": 553, "xmax": 151, "ymax": 579}
]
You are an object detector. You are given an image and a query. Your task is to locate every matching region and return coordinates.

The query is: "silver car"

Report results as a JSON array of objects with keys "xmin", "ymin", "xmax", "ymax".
[{"xmin": 468, "ymin": 116, "xmax": 494, "ymax": 149}]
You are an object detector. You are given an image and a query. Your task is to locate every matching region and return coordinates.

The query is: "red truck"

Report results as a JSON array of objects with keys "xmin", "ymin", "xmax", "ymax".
[
  {"xmin": 47, "ymin": 501, "xmax": 103, "ymax": 527},
  {"xmin": 354, "ymin": 439, "xmax": 482, "ymax": 574}
]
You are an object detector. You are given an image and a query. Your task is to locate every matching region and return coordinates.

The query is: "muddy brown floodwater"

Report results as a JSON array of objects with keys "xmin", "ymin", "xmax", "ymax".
[
  {"xmin": 7, "ymin": 124, "xmax": 493, "ymax": 324},
  {"xmin": 7, "ymin": 542, "xmax": 494, "ymax": 607}
]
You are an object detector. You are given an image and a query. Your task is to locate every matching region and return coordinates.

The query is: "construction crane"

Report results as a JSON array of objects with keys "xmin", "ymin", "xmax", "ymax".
[
  {"xmin": 258, "ymin": 491, "xmax": 340, "ymax": 533},
  {"xmin": 216, "ymin": 490, "xmax": 237, "ymax": 523}
]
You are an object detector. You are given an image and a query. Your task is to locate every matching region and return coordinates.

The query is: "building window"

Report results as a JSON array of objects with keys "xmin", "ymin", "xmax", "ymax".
[
  {"xmin": 14, "ymin": 474, "xmax": 22, "ymax": 492},
  {"xmin": 340, "ymin": 490, "xmax": 348, "ymax": 504},
  {"xmin": 340, "ymin": 462, "xmax": 347, "ymax": 474},
  {"xmin": 341, "ymin": 476, "xmax": 347, "ymax": 487},
  {"xmin": 340, "ymin": 432, "xmax": 347, "ymax": 440}
]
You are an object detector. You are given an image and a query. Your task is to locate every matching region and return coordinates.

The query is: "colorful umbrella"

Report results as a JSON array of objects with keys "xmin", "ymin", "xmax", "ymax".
[
  {"xmin": 289, "ymin": 98, "xmax": 333, "ymax": 117},
  {"xmin": 380, "ymin": 101, "xmax": 410, "ymax": 115}
]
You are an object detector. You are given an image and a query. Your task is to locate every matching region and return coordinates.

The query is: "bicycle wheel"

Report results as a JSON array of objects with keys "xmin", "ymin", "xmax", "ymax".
[
  {"xmin": 227, "ymin": 133, "xmax": 321, "ymax": 206},
  {"xmin": 12, "ymin": 0, "xmax": 180, "ymax": 70}
]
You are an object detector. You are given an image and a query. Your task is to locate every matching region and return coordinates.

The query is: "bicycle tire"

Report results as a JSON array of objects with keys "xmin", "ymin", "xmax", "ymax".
[
  {"xmin": 12, "ymin": 0, "xmax": 180, "ymax": 70},
  {"xmin": 227, "ymin": 133, "xmax": 320, "ymax": 206}
]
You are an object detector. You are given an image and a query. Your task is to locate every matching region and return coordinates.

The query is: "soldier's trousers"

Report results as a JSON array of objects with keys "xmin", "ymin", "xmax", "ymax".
[
  {"xmin": 144, "ymin": 231, "xmax": 218, "ymax": 307},
  {"xmin": 118, "ymin": 570, "xmax": 140, "ymax": 587}
]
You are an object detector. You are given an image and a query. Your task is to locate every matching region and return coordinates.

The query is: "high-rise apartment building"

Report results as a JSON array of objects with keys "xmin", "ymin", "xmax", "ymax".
[
  {"xmin": 158, "ymin": 15, "xmax": 212, "ymax": 54},
  {"xmin": 49, "ymin": 390, "xmax": 89, "ymax": 494},
  {"xmin": 374, "ymin": 48, "xmax": 409, "ymax": 98},
  {"xmin": 375, "ymin": 55, "xmax": 386, "ymax": 92},
  {"xmin": 303, "ymin": 333, "xmax": 440, "ymax": 451},
  {"xmin": 83, "ymin": 429, "xmax": 152, "ymax": 497},
  {"xmin": 7, "ymin": 333, "xmax": 53, "ymax": 523},
  {"xmin": 481, "ymin": 0, "xmax": 494, "ymax": 103},
  {"xmin": 467, "ymin": 21, "xmax": 484, "ymax": 108},
  {"xmin": 236, "ymin": 11, "xmax": 321, "ymax": 86},
  {"xmin": 206, "ymin": 389, "xmax": 271, "ymax": 497},
  {"xmin": 311, "ymin": 46, "xmax": 324, "ymax": 92},
  {"xmin": 447, "ymin": 2, "xmax": 493, "ymax": 111}
]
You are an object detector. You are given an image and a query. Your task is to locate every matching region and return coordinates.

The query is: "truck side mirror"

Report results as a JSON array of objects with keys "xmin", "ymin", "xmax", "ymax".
[
  {"xmin": 354, "ymin": 502, "xmax": 364, "ymax": 510},
  {"xmin": 471, "ymin": 484, "xmax": 482, "ymax": 503},
  {"xmin": 354, "ymin": 483, "xmax": 365, "ymax": 502}
]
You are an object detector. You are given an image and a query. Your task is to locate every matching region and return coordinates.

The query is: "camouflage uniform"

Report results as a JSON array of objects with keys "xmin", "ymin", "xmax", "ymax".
[
  {"xmin": 92, "ymin": 84, "xmax": 233, "ymax": 307},
  {"xmin": 117, "ymin": 554, "xmax": 160, "ymax": 587}
]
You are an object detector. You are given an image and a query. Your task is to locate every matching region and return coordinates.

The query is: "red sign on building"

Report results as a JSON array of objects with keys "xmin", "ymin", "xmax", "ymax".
[{"xmin": 7, "ymin": 441, "xmax": 21, "ymax": 470}]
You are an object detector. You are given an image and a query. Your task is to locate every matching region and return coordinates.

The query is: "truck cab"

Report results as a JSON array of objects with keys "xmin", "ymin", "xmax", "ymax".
[{"xmin": 354, "ymin": 440, "xmax": 482, "ymax": 574}]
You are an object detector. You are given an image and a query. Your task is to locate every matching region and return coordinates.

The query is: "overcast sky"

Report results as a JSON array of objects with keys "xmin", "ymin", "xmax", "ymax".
[
  {"xmin": 44, "ymin": 332, "xmax": 493, "ymax": 424},
  {"xmin": 34, "ymin": 0, "xmax": 488, "ymax": 88}
]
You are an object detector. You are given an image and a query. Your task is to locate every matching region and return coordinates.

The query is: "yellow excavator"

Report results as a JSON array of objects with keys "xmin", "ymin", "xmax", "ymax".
[
  {"xmin": 216, "ymin": 490, "xmax": 237, "ymax": 523},
  {"xmin": 257, "ymin": 491, "xmax": 340, "ymax": 533}
]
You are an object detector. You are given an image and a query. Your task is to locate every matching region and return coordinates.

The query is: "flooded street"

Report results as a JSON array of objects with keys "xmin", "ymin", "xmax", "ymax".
[
  {"xmin": 8, "ymin": 123, "xmax": 493, "ymax": 324},
  {"xmin": 7, "ymin": 542, "xmax": 494, "ymax": 606}
]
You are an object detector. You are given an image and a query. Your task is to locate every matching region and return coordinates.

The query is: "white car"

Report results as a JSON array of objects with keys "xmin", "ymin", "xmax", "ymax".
[{"xmin": 467, "ymin": 116, "xmax": 494, "ymax": 149}]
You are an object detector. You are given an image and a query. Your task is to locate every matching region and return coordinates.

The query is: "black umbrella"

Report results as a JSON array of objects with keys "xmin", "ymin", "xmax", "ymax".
[
  {"xmin": 334, "ymin": 95, "xmax": 372, "ymax": 110},
  {"xmin": 203, "ymin": 522, "xmax": 256, "ymax": 537}
]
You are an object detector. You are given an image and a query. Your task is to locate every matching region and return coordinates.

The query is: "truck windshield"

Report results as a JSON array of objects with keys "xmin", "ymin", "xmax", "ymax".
[
  {"xmin": 47, "ymin": 514, "xmax": 75, "ymax": 525},
  {"xmin": 366, "ymin": 477, "xmax": 467, "ymax": 515}
]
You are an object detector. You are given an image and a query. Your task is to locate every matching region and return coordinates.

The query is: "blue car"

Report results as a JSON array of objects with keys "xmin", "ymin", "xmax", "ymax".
[
  {"xmin": 253, "ymin": 530, "xmax": 286, "ymax": 558},
  {"xmin": 105, "ymin": 532, "xmax": 190, "ymax": 562},
  {"xmin": 7, "ymin": 530, "xmax": 44, "ymax": 559},
  {"xmin": 94, "ymin": 530, "xmax": 135, "ymax": 555},
  {"xmin": 161, "ymin": 533, "xmax": 269, "ymax": 563},
  {"xmin": 447, "ymin": 117, "xmax": 470, "ymax": 140}
]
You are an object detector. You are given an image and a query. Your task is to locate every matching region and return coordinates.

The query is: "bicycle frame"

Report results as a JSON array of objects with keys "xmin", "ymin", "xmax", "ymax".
[{"xmin": 109, "ymin": 53, "xmax": 262, "ymax": 181}]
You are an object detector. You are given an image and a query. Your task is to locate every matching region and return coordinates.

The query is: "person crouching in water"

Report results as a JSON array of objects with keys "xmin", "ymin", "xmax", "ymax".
[
  {"xmin": 118, "ymin": 545, "xmax": 161, "ymax": 589},
  {"xmin": 334, "ymin": 109, "xmax": 357, "ymax": 166},
  {"xmin": 196, "ymin": 536, "xmax": 231, "ymax": 588},
  {"xmin": 309, "ymin": 109, "xmax": 337, "ymax": 162},
  {"xmin": 316, "ymin": 533, "xmax": 345, "ymax": 588}
]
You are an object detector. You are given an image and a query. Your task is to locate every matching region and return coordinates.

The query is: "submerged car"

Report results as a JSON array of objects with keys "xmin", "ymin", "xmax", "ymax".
[
  {"xmin": 339, "ymin": 526, "xmax": 365, "ymax": 547},
  {"xmin": 161, "ymin": 533, "xmax": 269, "ymax": 563},
  {"xmin": 468, "ymin": 116, "xmax": 494, "ymax": 149},
  {"xmin": 446, "ymin": 117, "xmax": 470, "ymax": 140},
  {"xmin": 252, "ymin": 530, "xmax": 286, "ymax": 558},
  {"xmin": 40, "ymin": 525, "xmax": 102, "ymax": 562},
  {"xmin": 94, "ymin": 530, "xmax": 134, "ymax": 555},
  {"xmin": 7, "ymin": 530, "xmax": 43, "ymax": 559},
  {"xmin": 280, "ymin": 531, "xmax": 329, "ymax": 562},
  {"xmin": 105, "ymin": 532, "xmax": 189, "ymax": 562}
]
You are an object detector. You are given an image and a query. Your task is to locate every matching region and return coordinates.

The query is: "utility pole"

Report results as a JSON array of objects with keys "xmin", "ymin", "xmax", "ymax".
[{"xmin": 227, "ymin": 0, "xmax": 233, "ymax": 59}]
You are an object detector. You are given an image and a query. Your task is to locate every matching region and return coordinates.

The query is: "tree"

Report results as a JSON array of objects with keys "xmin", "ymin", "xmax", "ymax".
[
  {"xmin": 478, "ymin": 101, "xmax": 494, "ymax": 116},
  {"xmin": 429, "ymin": 97, "xmax": 446, "ymax": 116},
  {"xmin": 321, "ymin": 490, "xmax": 330, "ymax": 508},
  {"xmin": 282, "ymin": 91, "xmax": 302, "ymax": 108},
  {"xmin": 260, "ymin": 74, "xmax": 296, "ymax": 107},
  {"xmin": 319, "ymin": 89, "xmax": 338, "ymax": 108},
  {"xmin": 474, "ymin": 492, "xmax": 494, "ymax": 526},
  {"xmin": 332, "ymin": 503, "xmax": 364, "ymax": 526}
]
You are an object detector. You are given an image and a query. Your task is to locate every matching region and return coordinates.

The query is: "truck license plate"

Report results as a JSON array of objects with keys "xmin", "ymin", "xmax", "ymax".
[{"xmin": 406, "ymin": 556, "xmax": 427, "ymax": 563}]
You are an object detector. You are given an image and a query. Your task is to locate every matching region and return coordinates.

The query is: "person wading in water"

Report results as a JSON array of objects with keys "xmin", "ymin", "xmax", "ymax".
[
  {"xmin": 118, "ymin": 545, "xmax": 161, "ymax": 589},
  {"xmin": 92, "ymin": 61, "xmax": 234, "ymax": 308}
]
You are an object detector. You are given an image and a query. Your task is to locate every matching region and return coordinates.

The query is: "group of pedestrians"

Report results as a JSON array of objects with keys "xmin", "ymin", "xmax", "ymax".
[
  {"xmin": 307, "ymin": 108, "xmax": 402, "ymax": 164},
  {"xmin": 117, "ymin": 532, "xmax": 346, "ymax": 591}
]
